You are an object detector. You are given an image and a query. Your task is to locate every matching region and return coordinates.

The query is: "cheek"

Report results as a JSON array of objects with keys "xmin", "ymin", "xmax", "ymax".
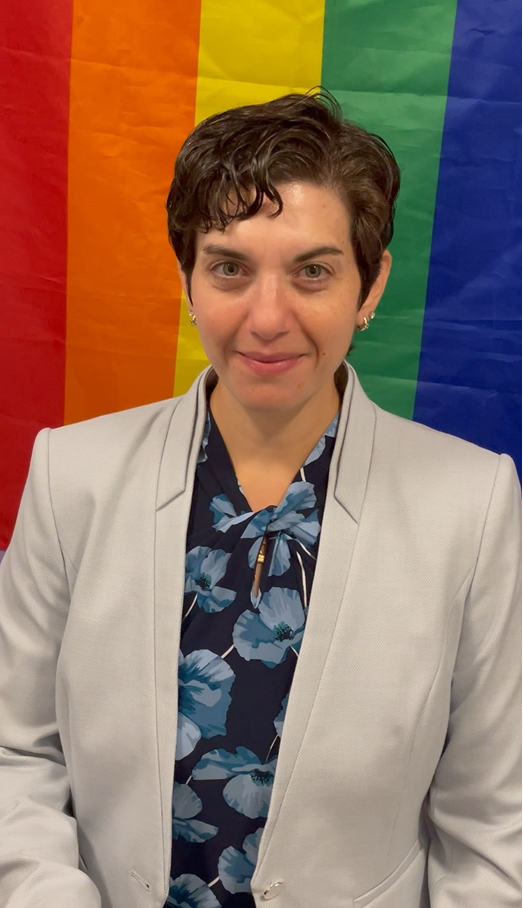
[
  {"xmin": 201, "ymin": 306, "xmax": 235, "ymax": 332},
  {"xmin": 196, "ymin": 307, "xmax": 240, "ymax": 356},
  {"xmin": 313, "ymin": 308, "xmax": 355, "ymax": 348}
]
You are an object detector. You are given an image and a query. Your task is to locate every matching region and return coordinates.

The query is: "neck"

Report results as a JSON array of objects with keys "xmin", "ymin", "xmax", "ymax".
[{"xmin": 209, "ymin": 378, "xmax": 341, "ymax": 474}]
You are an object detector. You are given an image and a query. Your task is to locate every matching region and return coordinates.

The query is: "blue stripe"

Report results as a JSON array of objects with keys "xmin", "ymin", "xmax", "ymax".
[{"xmin": 413, "ymin": 0, "xmax": 521, "ymax": 478}]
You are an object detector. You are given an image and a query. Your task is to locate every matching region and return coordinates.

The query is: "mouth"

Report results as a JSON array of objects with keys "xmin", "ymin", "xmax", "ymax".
[
  {"xmin": 239, "ymin": 352, "xmax": 302, "ymax": 363},
  {"xmin": 237, "ymin": 352, "xmax": 304, "ymax": 376}
]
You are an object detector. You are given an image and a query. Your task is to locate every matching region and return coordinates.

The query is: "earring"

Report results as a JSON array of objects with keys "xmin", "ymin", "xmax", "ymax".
[
  {"xmin": 189, "ymin": 312, "xmax": 197, "ymax": 327},
  {"xmin": 356, "ymin": 311, "xmax": 375, "ymax": 332}
]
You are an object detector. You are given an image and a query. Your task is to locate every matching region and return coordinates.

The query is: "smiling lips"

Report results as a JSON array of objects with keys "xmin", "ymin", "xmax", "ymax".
[
  {"xmin": 238, "ymin": 351, "xmax": 304, "ymax": 376},
  {"xmin": 241, "ymin": 351, "xmax": 302, "ymax": 362}
]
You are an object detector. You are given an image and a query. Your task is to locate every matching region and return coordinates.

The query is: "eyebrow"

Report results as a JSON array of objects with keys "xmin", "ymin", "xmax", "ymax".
[
  {"xmin": 201, "ymin": 243, "xmax": 344, "ymax": 263},
  {"xmin": 201, "ymin": 244, "xmax": 249, "ymax": 261},
  {"xmin": 293, "ymin": 245, "xmax": 344, "ymax": 263}
]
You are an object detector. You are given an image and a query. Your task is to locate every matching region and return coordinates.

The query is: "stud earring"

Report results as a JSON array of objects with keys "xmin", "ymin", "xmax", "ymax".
[{"xmin": 189, "ymin": 312, "xmax": 197, "ymax": 327}]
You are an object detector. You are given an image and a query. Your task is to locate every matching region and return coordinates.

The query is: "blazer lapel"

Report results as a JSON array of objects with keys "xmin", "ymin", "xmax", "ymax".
[
  {"xmin": 154, "ymin": 366, "xmax": 213, "ymax": 878},
  {"xmin": 252, "ymin": 363, "xmax": 377, "ymax": 872}
]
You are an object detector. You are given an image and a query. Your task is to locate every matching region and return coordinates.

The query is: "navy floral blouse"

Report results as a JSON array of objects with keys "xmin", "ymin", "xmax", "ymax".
[{"xmin": 165, "ymin": 401, "xmax": 339, "ymax": 908}]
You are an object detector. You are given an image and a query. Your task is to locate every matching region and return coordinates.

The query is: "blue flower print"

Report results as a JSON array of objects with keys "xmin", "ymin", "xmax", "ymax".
[
  {"xmin": 273, "ymin": 693, "xmax": 289, "ymax": 737},
  {"xmin": 218, "ymin": 828, "xmax": 263, "ymax": 894},
  {"xmin": 177, "ymin": 650, "xmax": 235, "ymax": 760},
  {"xmin": 209, "ymin": 494, "xmax": 252, "ymax": 532},
  {"xmin": 210, "ymin": 485, "xmax": 320, "ymax": 578},
  {"xmin": 172, "ymin": 783, "xmax": 218, "ymax": 844},
  {"xmin": 197, "ymin": 414, "xmax": 211, "ymax": 465},
  {"xmin": 242, "ymin": 482, "xmax": 320, "ymax": 576},
  {"xmin": 185, "ymin": 547, "xmax": 236, "ymax": 613},
  {"xmin": 303, "ymin": 413, "xmax": 339, "ymax": 466},
  {"xmin": 193, "ymin": 747, "xmax": 277, "ymax": 819},
  {"xmin": 166, "ymin": 874, "xmax": 219, "ymax": 908},
  {"xmin": 233, "ymin": 588, "xmax": 305, "ymax": 668}
]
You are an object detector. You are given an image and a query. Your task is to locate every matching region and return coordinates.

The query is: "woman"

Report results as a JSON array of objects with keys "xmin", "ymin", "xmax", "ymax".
[{"xmin": 0, "ymin": 92, "xmax": 520, "ymax": 908}]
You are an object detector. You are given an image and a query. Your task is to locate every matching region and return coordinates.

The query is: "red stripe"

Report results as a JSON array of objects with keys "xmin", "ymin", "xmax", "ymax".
[{"xmin": 0, "ymin": 2, "xmax": 73, "ymax": 547}]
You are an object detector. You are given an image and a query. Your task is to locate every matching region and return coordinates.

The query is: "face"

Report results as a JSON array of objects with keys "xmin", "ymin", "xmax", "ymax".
[{"xmin": 178, "ymin": 182, "xmax": 391, "ymax": 416}]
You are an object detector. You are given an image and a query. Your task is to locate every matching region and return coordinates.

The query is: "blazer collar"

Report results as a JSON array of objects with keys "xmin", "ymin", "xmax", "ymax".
[
  {"xmin": 156, "ymin": 366, "xmax": 213, "ymax": 510},
  {"xmin": 156, "ymin": 361, "xmax": 376, "ymax": 523},
  {"xmin": 331, "ymin": 361, "xmax": 377, "ymax": 523}
]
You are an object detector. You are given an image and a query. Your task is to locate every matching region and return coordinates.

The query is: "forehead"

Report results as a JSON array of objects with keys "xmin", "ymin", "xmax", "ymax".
[{"xmin": 195, "ymin": 181, "xmax": 351, "ymax": 254}]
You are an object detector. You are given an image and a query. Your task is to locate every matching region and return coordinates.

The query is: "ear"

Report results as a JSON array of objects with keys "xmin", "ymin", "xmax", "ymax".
[
  {"xmin": 176, "ymin": 261, "xmax": 190, "ymax": 302},
  {"xmin": 359, "ymin": 251, "xmax": 392, "ymax": 320}
]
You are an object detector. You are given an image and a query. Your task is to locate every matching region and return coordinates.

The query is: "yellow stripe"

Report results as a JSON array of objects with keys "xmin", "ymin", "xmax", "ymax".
[{"xmin": 173, "ymin": 0, "xmax": 326, "ymax": 396}]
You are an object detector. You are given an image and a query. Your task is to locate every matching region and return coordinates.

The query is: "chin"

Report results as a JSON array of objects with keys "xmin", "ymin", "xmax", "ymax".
[{"xmin": 234, "ymin": 387, "xmax": 308, "ymax": 414}]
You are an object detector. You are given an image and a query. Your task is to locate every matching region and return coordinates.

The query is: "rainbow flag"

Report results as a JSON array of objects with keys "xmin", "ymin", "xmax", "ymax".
[{"xmin": 0, "ymin": 0, "xmax": 520, "ymax": 549}]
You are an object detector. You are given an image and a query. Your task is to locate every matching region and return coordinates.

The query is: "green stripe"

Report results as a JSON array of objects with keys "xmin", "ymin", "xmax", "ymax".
[{"xmin": 321, "ymin": 0, "xmax": 458, "ymax": 418}]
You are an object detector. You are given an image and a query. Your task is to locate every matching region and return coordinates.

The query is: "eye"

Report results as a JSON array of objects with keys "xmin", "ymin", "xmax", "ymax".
[
  {"xmin": 302, "ymin": 263, "xmax": 327, "ymax": 279},
  {"xmin": 214, "ymin": 261, "xmax": 241, "ymax": 277}
]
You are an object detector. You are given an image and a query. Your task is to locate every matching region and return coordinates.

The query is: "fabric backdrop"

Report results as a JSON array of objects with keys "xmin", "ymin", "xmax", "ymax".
[{"xmin": 0, "ymin": 0, "xmax": 520, "ymax": 550}]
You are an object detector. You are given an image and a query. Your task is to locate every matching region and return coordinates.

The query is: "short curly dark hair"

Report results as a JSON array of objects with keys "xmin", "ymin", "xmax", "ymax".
[{"xmin": 166, "ymin": 88, "xmax": 400, "ymax": 305}]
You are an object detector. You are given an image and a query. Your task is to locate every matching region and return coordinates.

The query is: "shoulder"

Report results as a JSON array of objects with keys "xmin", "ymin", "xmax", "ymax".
[
  {"xmin": 44, "ymin": 365, "xmax": 213, "ymax": 462},
  {"xmin": 36, "ymin": 395, "xmax": 194, "ymax": 568},
  {"xmin": 45, "ymin": 397, "xmax": 182, "ymax": 469},
  {"xmin": 43, "ymin": 396, "xmax": 185, "ymax": 501},
  {"xmin": 346, "ymin": 402, "xmax": 520, "ymax": 593},
  {"xmin": 373, "ymin": 404, "xmax": 500, "ymax": 470},
  {"xmin": 49, "ymin": 396, "xmax": 182, "ymax": 450},
  {"xmin": 369, "ymin": 403, "xmax": 519, "ymax": 517},
  {"xmin": 343, "ymin": 362, "xmax": 510, "ymax": 493}
]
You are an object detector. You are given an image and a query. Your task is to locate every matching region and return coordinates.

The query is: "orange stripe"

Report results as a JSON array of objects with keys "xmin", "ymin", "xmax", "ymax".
[{"xmin": 65, "ymin": 0, "xmax": 201, "ymax": 422}]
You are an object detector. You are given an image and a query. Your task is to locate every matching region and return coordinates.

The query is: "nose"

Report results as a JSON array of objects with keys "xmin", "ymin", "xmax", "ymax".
[{"xmin": 246, "ymin": 272, "xmax": 291, "ymax": 340}]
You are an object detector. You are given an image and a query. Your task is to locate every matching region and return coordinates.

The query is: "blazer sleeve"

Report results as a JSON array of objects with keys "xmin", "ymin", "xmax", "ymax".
[
  {"xmin": 427, "ymin": 453, "xmax": 522, "ymax": 907},
  {"xmin": 0, "ymin": 430, "xmax": 101, "ymax": 907}
]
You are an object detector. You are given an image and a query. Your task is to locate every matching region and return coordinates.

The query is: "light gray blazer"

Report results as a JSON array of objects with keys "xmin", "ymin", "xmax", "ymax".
[{"xmin": 0, "ymin": 363, "xmax": 520, "ymax": 908}]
